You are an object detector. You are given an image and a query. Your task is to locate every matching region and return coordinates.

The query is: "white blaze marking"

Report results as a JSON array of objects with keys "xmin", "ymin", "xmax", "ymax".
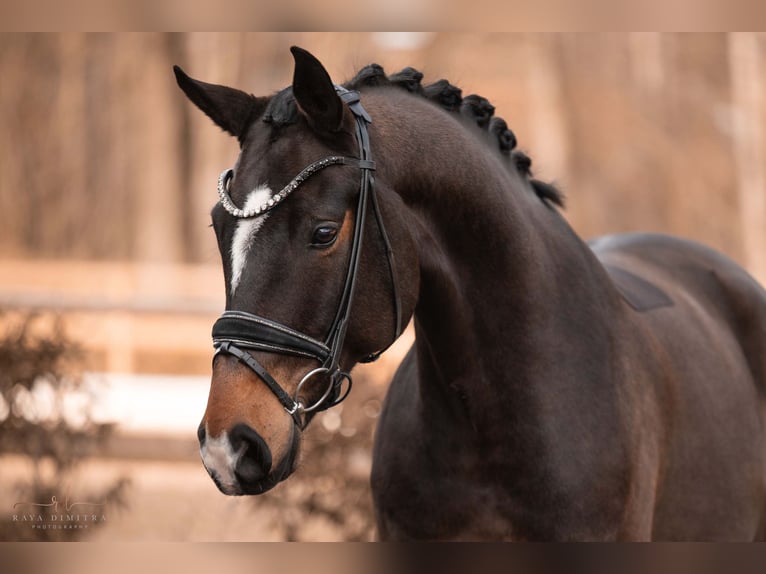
[
  {"xmin": 200, "ymin": 429, "xmax": 244, "ymax": 493},
  {"xmin": 230, "ymin": 185, "xmax": 273, "ymax": 295}
]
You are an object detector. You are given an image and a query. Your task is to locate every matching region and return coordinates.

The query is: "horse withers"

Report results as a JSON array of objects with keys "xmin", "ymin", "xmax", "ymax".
[{"xmin": 175, "ymin": 47, "xmax": 766, "ymax": 540}]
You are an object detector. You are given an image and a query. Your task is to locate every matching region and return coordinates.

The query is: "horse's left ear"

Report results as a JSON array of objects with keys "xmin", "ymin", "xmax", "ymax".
[{"xmin": 290, "ymin": 46, "xmax": 344, "ymax": 133}]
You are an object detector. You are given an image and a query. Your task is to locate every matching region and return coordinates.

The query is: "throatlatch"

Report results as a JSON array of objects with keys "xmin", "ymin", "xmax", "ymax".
[{"xmin": 211, "ymin": 87, "xmax": 402, "ymax": 430}]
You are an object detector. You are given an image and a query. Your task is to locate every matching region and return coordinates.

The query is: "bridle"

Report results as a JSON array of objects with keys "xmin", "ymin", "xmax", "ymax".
[{"xmin": 211, "ymin": 87, "xmax": 402, "ymax": 430}]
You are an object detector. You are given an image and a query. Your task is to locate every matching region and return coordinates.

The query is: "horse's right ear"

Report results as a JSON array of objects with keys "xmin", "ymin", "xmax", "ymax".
[{"xmin": 173, "ymin": 65, "xmax": 266, "ymax": 143}]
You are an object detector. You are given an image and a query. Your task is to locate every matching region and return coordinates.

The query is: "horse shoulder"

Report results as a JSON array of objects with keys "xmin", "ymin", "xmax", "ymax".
[{"xmin": 372, "ymin": 346, "xmax": 514, "ymax": 539}]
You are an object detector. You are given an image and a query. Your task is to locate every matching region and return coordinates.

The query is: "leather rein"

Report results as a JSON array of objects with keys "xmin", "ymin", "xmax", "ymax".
[{"xmin": 211, "ymin": 88, "xmax": 402, "ymax": 430}]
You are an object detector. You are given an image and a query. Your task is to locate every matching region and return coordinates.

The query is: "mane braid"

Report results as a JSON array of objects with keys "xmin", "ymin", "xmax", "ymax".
[
  {"xmin": 423, "ymin": 80, "xmax": 462, "ymax": 111},
  {"xmin": 261, "ymin": 63, "xmax": 565, "ymax": 209},
  {"xmin": 460, "ymin": 95, "xmax": 495, "ymax": 129},
  {"xmin": 387, "ymin": 67, "xmax": 424, "ymax": 94}
]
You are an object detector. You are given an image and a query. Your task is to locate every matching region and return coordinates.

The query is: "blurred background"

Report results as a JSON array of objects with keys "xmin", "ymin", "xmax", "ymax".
[{"xmin": 0, "ymin": 32, "xmax": 765, "ymax": 541}]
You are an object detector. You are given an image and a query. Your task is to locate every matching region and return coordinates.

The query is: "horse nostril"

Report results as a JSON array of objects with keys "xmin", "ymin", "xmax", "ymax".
[
  {"xmin": 197, "ymin": 423, "xmax": 206, "ymax": 445},
  {"xmin": 229, "ymin": 423, "xmax": 273, "ymax": 483}
]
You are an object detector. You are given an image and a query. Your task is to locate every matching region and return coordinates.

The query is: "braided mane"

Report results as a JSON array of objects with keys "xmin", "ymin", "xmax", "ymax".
[{"xmin": 262, "ymin": 63, "xmax": 565, "ymax": 209}]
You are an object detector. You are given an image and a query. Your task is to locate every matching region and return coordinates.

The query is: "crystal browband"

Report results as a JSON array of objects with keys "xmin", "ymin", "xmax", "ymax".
[{"xmin": 217, "ymin": 156, "xmax": 374, "ymax": 219}]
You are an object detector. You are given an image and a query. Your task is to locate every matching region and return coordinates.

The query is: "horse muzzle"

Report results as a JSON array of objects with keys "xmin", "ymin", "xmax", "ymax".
[{"xmin": 198, "ymin": 421, "xmax": 299, "ymax": 495}]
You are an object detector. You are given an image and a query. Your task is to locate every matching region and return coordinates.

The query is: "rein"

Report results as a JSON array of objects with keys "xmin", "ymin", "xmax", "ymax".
[{"xmin": 211, "ymin": 88, "xmax": 402, "ymax": 430}]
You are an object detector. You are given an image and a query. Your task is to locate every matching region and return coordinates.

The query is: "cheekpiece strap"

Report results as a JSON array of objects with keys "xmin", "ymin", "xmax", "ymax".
[{"xmin": 336, "ymin": 87, "xmax": 373, "ymax": 124}]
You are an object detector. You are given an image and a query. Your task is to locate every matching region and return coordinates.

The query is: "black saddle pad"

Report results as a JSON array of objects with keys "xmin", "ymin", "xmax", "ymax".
[{"xmin": 604, "ymin": 264, "xmax": 674, "ymax": 312}]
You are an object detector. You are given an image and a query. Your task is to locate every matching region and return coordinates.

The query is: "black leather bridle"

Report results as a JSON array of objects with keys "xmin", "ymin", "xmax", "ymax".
[{"xmin": 211, "ymin": 88, "xmax": 402, "ymax": 430}]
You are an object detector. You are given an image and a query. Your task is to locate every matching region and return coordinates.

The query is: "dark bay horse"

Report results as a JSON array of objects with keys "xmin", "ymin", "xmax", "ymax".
[{"xmin": 175, "ymin": 47, "xmax": 766, "ymax": 540}]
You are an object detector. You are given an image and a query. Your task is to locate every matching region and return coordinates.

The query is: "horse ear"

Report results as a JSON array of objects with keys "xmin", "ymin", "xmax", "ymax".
[
  {"xmin": 290, "ymin": 46, "xmax": 344, "ymax": 133},
  {"xmin": 173, "ymin": 65, "xmax": 265, "ymax": 143}
]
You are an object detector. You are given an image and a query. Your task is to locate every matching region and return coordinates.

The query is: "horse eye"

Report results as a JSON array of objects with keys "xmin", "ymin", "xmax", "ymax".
[{"xmin": 311, "ymin": 224, "xmax": 339, "ymax": 247}]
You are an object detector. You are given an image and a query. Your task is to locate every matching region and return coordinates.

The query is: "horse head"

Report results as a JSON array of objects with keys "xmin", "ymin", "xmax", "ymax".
[{"xmin": 176, "ymin": 47, "xmax": 418, "ymax": 495}]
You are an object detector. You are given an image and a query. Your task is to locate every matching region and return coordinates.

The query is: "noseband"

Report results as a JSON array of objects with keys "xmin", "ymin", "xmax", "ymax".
[{"xmin": 211, "ymin": 88, "xmax": 402, "ymax": 430}]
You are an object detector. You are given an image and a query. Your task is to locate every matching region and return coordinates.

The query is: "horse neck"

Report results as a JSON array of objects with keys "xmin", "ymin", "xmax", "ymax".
[{"xmin": 369, "ymin": 91, "xmax": 622, "ymax": 432}]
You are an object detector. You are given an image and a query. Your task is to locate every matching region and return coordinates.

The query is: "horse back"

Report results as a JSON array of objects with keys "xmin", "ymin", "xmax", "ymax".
[
  {"xmin": 591, "ymin": 232, "xmax": 766, "ymax": 392},
  {"xmin": 592, "ymin": 232, "xmax": 766, "ymax": 539}
]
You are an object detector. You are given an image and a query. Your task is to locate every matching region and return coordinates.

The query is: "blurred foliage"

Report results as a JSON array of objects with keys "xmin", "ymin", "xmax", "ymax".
[{"xmin": 0, "ymin": 312, "xmax": 129, "ymax": 541}]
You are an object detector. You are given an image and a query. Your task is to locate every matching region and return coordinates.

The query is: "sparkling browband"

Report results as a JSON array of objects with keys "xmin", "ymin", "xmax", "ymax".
[{"xmin": 217, "ymin": 155, "xmax": 348, "ymax": 219}]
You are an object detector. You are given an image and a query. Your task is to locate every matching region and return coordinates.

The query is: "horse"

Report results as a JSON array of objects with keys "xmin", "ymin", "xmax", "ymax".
[{"xmin": 174, "ymin": 46, "xmax": 766, "ymax": 540}]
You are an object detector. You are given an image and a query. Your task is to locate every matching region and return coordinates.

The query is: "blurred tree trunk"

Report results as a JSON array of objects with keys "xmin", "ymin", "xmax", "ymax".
[
  {"xmin": 183, "ymin": 33, "xmax": 242, "ymax": 265},
  {"xmin": 629, "ymin": 33, "xmax": 665, "ymax": 104},
  {"xmin": 522, "ymin": 35, "xmax": 570, "ymax": 188},
  {"xmin": 127, "ymin": 33, "xmax": 183, "ymax": 263},
  {"xmin": 729, "ymin": 33, "xmax": 766, "ymax": 284}
]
